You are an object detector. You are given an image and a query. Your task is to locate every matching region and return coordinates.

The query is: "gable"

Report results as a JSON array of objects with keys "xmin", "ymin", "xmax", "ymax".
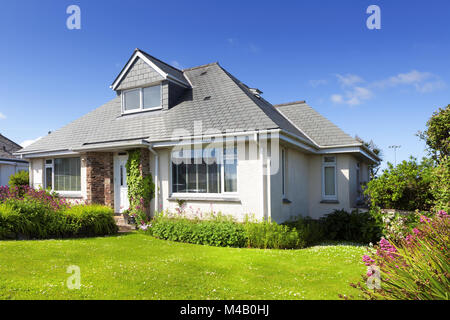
[{"xmin": 116, "ymin": 57, "xmax": 165, "ymax": 91}]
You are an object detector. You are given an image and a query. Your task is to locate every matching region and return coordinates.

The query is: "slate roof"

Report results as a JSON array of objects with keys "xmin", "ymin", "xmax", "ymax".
[
  {"xmin": 275, "ymin": 101, "xmax": 360, "ymax": 147},
  {"xmin": 17, "ymin": 55, "xmax": 361, "ymax": 155},
  {"xmin": 0, "ymin": 134, "xmax": 27, "ymax": 162}
]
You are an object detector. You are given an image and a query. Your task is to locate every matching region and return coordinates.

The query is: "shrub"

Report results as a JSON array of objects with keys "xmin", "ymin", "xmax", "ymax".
[
  {"xmin": 353, "ymin": 211, "xmax": 450, "ymax": 300},
  {"xmin": 146, "ymin": 212, "xmax": 304, "ymax": 249},
  {"xmin": 244, "ymin": 219, "xmax": 304, "ymax": 249},
  {"xmin": 364, "ymin": 157, "xmax": 435, "ymax": 211},
  {"xmin": 319, "ymin": 209, "xmax": 381, "ymax": 244},
  {"xmin": 8, "ymin": 170, "xmax": 29, "ymax": 188},
  {"xmin": 0, "ymin": 187, "xmax": 118, "ymax": 239},
  {"xmin": 148, "ymin": 213, "xmax": 246, "ymax": 247},
  {"xmin": 430, "ymin": 156, "xmax": 450, "ymax": 212},
  {"xmin": 64, "ymin": 205, "xmax": 118, "ymax": 236},
  {"xmin": 0, "ymin": 198, "xmax": 70, "ymax": 239},
  {"xmin": 284, "ymin": 216, "xmax": 325, "ymax": 247}
]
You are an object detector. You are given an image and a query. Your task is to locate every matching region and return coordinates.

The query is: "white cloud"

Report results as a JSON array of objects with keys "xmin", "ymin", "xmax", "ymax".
[
  {"xmin": 331, "ymin": 87, "xmax": 372, "ymax": 106},
  {"xmin": 0, "ymin": 112, "xmax": 6, "ymax": 120},
  {"xmin": 20, "ymin": 136, "xmax": 42, "ymax": 148},
  {"xmin": 372, "ymin": 70, "xmax": 445, "ymax": 93},
  {"xmin": 331, "ymin": 94, "xmax": 344, "ymax": 104},
  {"xmin": 335, "ymin": 74, "xmax": 364, "ymax": 87},
  {"xmin": 309, "ymin": 79, "xmax": 328, "ymax": 87}
]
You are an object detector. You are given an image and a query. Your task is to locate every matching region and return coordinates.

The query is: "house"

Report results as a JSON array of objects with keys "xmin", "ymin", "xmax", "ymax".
[
  {"xmin": 16, "ymin": 49, "xmax": 380, "ymax": 222},
  {"xmin": 0, "ymin": 134, "xmax": 28, "ymax": 186}
]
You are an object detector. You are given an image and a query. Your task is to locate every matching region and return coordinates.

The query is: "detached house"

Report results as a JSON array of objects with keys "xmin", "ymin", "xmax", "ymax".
[{"xmin": 16, "ymin": 49, "xmax": 379, "ymax": 222}]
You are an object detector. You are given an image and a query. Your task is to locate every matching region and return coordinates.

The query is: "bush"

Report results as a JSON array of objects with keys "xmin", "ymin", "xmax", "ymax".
[
  {"xmin": 430, "ymin": 156, "xmax": 450, "ymax": 212},
  {"xmin": 148, "ymin": 214, "xmax": 246, "ymax": 247},
  {"xmin": 146, "ymin": 213, "xmax": 304, "ymax": 249},
  {"xmin": 353, "ymin": 211, "xmax": 450, "ymax": 300},
  {"xmin": 364, "ymin": 157, "xmax": 435, "ymax": 211},
  {"xmin": 8, "ymin": 170, "xmax": 29, "ymax": 188},
  {"xmin": 319, "ymin": 209, "xmax": 381, "ymax": 244},
  {"xmin": 244, "ymin": 219, "xmax": 304, "ymax": 249},
  {"xmin": 284, "ymin": 216, "xmax": 325, "ymax": 247},
  {"xmin": 0, "ymin": 188, "xmax": 117, "ymax": 239},
  {"xmin": 64, "ymin": 205, "xmax": 118, "ymax": 236},
  {"xmin": 0, "ymin": 198, "xmax": 71, "ymax": 239}
]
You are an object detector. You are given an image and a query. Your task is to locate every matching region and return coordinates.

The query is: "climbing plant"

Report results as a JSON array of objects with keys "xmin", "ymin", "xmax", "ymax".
[{"xmin": 125, "ymin": 149, "xmax": 155, "ymax": 223}]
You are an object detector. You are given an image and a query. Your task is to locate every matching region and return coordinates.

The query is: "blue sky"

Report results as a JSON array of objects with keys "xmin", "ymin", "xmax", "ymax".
[{"xmin": 0, "ymin": 0, "xmax": 449, "ymax": 170}]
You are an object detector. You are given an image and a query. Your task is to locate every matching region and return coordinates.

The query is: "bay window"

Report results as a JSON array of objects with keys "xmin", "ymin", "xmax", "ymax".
[
  {"xmin": 122, "ymin": 84, "xmax": 162, "ymax": 113},
  {"xmin": 171, "ymin": 147, "xmax": 237, "ymax": 194},
  {"xmin": 44, "ymin": 157, "xmax": 81, "ymax": 192},
  {"xmin": 322, "ymin": 156, "xmax": 337, "ymax": 200}
]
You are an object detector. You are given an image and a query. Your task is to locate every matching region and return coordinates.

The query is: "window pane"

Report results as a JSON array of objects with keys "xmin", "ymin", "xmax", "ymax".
[
  {"xmin": 45, "ymin": 167, "xmax": 52, "ymax": 189},
  {"xmin": 54, "ymin": 157, "xmax": 81, "ymax": 191},
  {"xmin": 324, "ymin": 166, "xmax": 336, "ymax": 196},
  {"xmin": 143, "ymin": 85, "xmax": 161, "ymax": 109},
  {"xmin": 187, "ymin": 163, "xmax": 197, "ymax": 192},
  {"xmin": 197, "ymin": 161, "xmax": 207, "ymax": 193},
  {"xmin": 207, "ymin": 163, "xmax": 219, "ymax": 193},
  {"xmin": 124, "ymin": 90, "xmax": 140, "ymax": 111},
  {"xmin": 224, "ymin": 147, "xmax": 237, "ymax": 192},
  {"xmin": 174, "ymin": 163, "xmax": 187, "ymax": 192}
]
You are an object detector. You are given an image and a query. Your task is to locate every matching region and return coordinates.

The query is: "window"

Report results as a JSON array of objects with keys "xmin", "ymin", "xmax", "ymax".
[
  {"xmin": 322, "ymin": 156, "xmax": 337, "ymax": 200},
  {"xmin": 281, "ymin": 148, "xmax": 286, "ymax": 197},
  {"xmin": 122, "ymin": 84, "xmax": 162, "ymax": 113},
  {"xmin": 45, "ymin": 157, "xmax": 81, "ymax": 192},
  {"xmin": 171, "ymin": 147, "xmax": 237, "ymax": 194}
]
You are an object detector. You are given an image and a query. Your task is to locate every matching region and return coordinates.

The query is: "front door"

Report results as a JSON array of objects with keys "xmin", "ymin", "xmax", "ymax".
[{"xmin": 114, "ymin": 154, "xmax": 129, "ymax": 213}]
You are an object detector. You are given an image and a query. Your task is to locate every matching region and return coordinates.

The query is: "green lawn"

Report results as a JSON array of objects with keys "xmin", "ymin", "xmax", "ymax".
[{"xmin": 0, "ymin": 232, "xmax": 366, "ymax": 300}]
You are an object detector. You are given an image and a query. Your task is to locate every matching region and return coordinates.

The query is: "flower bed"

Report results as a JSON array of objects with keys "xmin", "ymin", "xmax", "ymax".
[
  {"xmin": 352, "ymin": 210, "xmax": 449, "ymax": 300},
  {"xmin": 0, "ymin": 186, "xmax": 117, "ymax": 239}
]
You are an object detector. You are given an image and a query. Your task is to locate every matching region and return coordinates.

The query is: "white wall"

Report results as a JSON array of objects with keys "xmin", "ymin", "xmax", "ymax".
[
  {"xmin": 157, "ymin": 140, "xmax": 264, "ymax": 222},
  {"xmin": 30, "ymin": 158, "xmax": 44, "ymax": 189}
]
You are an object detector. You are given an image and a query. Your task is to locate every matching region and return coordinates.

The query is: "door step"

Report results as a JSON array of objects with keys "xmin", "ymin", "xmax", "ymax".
[{"xmin": 114, "ymin": 215, "xmax": 136, "ymax": 232}]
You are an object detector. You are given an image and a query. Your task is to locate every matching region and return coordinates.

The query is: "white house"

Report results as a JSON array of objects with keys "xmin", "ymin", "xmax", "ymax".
[{"xmin": 16, "ymin": 49, "xmax": 379, "ymax": 222}]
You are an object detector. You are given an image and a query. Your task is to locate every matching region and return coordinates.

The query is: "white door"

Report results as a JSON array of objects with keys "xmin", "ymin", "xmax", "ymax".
[{"xmin": 114, "ymin": 154, "xmax": 129, "ymax": 213}]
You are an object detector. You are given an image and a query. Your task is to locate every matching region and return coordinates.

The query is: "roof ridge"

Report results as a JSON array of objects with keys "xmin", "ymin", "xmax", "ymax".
[
  {"xmin": 136, "ymin": 48, "xmax": 184, "ymax": 73},
  {"xmin": 273, "ymin": 100, "xmax": 306, "ymax": 107},
  {"xmin": 182, "ymin": 62, "xmax": 219, "ymax": 72}
]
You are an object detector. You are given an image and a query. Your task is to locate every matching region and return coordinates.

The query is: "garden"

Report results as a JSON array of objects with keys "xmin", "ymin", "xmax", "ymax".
[{"xmin": 0, "ymin": 105, "xmax": 449, "ymax": 300}]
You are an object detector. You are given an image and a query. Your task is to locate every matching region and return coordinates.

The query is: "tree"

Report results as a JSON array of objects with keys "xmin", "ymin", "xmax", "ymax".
[
  {"xmin": 364, "ymin": 157, "xmax": 434, "ymax": 211},
  {"xmin": 418, "ymin": 104, "xmax": 450, "ymax": 162}
]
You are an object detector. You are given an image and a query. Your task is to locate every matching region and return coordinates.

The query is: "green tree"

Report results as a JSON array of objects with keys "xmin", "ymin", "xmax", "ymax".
[
  {"xmin": 418, "ymin": 104, "xmax": 450, "ymax": 162},
  {"xmin": 364, "ymin": 157, "xmax": 434, "ymax": 211}
]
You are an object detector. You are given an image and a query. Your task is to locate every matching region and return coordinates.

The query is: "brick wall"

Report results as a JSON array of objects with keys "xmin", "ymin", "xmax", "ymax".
[{"xmin": 85, "ymin": 152, "xmax": 114, "ymax": 208}]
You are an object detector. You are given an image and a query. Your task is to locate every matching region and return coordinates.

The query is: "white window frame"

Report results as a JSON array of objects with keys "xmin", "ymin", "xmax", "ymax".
[
  {"xmin": 170, "ymin": 147, "xmax": 238, "ymax": 197},
  {"xmin": 322, "ymin": 156, "xmax": 337, "ymax": 200},
  {"xmin": 356, "ymin": 162, "xmax": 361, "ymax": 201},
  {"xmin": 121, "ymin": 83, "xmax": 162, "ymax": 114},
  {"xmin": 44, "ymin": 157, "xmax": 82, "ymax": 196}
]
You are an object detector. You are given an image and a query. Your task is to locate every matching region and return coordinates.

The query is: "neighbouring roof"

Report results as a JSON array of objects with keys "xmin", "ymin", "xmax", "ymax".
[
  {"xmin": 0, "ymin": 134, "xmax": 27, "ymax": 162},
  {"xmin": 17, "ymin": 51, "xmax": 364, "ymax": 156}
]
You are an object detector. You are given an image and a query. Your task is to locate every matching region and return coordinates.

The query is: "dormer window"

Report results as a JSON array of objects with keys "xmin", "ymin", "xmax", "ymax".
[{"xmin": 122, "ymin": 84, "xmax": 162, "ymax": 113}]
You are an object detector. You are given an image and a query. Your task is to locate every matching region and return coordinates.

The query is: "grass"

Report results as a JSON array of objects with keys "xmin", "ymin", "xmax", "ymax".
[{"xmin": 0, "ymin": 232, "xmax": 366, "ymax": 300}]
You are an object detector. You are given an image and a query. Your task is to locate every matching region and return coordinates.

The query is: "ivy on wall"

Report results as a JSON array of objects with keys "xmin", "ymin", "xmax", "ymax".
[{"xmin": 125, "ymin": 149, "xmax": 155, "ymax": 222}]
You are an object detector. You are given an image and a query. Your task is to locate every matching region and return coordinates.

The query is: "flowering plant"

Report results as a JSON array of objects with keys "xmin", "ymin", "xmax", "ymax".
[{"xmin": 352, "ymin": 210, "xmax": 449, "ymax": 300}]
